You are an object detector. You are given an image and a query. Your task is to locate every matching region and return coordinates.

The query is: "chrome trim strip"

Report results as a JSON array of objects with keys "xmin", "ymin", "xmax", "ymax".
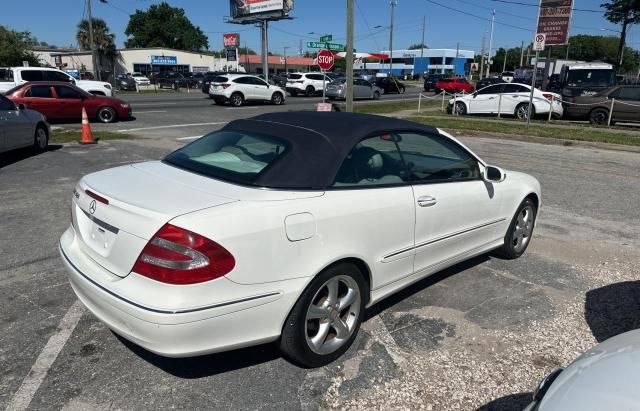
[
  {"xmin": 60, "ymin": 244, "xmax": 280, "ymax": 315},
  {"xmin": 82, "ymin": 209, "xmax": 119, "ymax": 234},
  {"xmin": 383, "ymin": 218, "xmax": 507, "ymax": 260}
]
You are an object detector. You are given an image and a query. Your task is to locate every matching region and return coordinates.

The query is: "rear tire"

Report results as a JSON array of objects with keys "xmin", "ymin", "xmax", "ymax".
[
  {"xmin": 589, "ymin": 108, "xmax": 609, "ymax": 126},
  {"xmin": 515, "ymin": 103, "xmax": 534, "ymax": 121},
  {"xmin": 33, "ymin": 125, "xmax": 48, "ymax": 152},
  {"xmin": 373, "ymin": 91, "xmax": 380, "ymax": 100},
  {"xmin": 230, "ymin": 93, "xmax": 244, "ymax": 107},
  {"xmin": 280, "ymin": 263, "xmax": 367, "ymax": 368},
  {"xmin": 494, "ymin": 198, "xmax": 537, "ymax": 259}
]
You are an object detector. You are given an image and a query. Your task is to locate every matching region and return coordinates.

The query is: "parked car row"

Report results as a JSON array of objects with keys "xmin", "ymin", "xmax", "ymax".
[{"xmin": 1, "ymin": 66, "xmax": 113, "ymax": 96}]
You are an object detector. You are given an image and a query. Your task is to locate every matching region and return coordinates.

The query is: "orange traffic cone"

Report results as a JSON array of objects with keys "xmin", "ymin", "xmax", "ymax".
[{"xmin": 79, "ymin": 107, "xmax": 97, "ymax": 145}]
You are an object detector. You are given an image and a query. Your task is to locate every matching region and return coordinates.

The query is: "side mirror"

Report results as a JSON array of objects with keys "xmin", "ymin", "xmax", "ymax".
[
  {"xmin": 483, "ymin": 165, "xmax": 506, "ymax": 183},
  {"xmin": 17, "ymin": 103, "xmax": 26, "ymax": 110}
]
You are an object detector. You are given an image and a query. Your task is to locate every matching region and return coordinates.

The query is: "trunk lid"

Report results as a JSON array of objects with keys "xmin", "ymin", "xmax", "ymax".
[{"xmin": 72, "ymin": 162, "xmax": 237, "ymax": 277}]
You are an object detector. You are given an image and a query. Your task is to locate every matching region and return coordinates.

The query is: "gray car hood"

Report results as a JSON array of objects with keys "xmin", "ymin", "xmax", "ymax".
[{"xmin": 539, "ymin": 329, "xmax": 640, "ymax": 410}]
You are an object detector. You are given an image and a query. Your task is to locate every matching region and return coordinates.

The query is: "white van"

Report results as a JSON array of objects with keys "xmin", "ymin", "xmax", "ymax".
[{"xmin": 0, "ymin": 67, "xmax": 112, "ymax": 96}]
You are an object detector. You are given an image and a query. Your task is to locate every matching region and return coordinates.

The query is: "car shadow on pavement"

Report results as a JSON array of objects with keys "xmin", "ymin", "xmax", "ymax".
[
  {"xmin": 585, "ymin": 280, "xmax": 640, "ymax": 343},
  {"xmin": 0, "ymin": 145, "xmax": 62, "ymax": 169},
  {"xmin": 114, "ymin": 332, "xmax": 282, "ymax": 379},
  {"xmin": 475, "ymin": 392, "xmax": 532, "ymax": 410},
  {"xmin": 365, "ymin": 254, "xmax": 491, "ymax": 321}
]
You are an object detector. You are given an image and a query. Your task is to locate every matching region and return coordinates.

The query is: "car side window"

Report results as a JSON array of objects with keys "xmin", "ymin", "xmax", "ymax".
[
  {"xmin": 54, "ymin": 86, "xmax": 83, "ymax": 99},
  {"xmin": 20, "ymin": 70, "xmax": 45, "ymax": 82},
  {"xmin": 0, "ymin": 95, "xmax": 16, "ymax": 111},
  {"xmin": 25, "ymin": 86, "xmax": 53, "ymax": 98},
  {"xmin": 618, "ymin": 87, "xmax": 640, "ymax": 101},
  {"xmin": 477, "ymin": 84, "xmax": 503, "ymax": 95},
  {"xmin": 394, "ymin": 132, "xmax": 480, "ymax": 183},
  {"xmin": 252, "ymin": 77, "xmax": 268, "ymax": 87},
  {"xmin": 333, "ymin": 135, "xmax": 408, "ymax": 187},
  {"xmin": 234, "ymin": 77, "xmax": 251, "ymax": 84},
  {"xmin": 47, "ymin": 71, "xmax": 73, "ymax": 82}
]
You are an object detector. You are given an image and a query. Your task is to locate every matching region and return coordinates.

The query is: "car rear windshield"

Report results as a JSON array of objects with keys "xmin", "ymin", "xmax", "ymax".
[
  {"xmin": 212, "ymin": 76, "xmax": 228, "ymax": 83},
  {"xmin": 288, "ymin": 74, "xmax": 303, "ymax": 80},
  {"xmin": 164, "ymin": 130, "xmax": 289, "ymax": 186}
]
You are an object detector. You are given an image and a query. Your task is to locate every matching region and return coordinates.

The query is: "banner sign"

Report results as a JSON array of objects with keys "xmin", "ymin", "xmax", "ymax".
[
  {"xmin": 226, "ymin": 49, "xmax": 238, "ymax": 62},
  {"xmin": 151, "ymin": 55, "xmax": 177, "ymax": 65},
  {"xmin": 230, "ymin": 0, "xmax": 293, "ymax": 18},
  {"xmin": 536, "ymin": 0, "xmax": 574, "ymax": 45},
  {"xmin": 223, "ymin": 33, "xmax": 240, "ymax": 48}
]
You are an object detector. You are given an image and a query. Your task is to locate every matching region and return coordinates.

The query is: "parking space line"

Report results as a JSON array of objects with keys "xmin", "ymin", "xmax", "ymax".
[
  {"xmin": 117, "ymin": 122, "xmax": 227, "ymax": 132},
  {"xmin": 6, "ymin": 300, "xmax": 84, "ymax": 411},
  {"xmin": 133, "ymin": 103, "xmax": 178, "ymax": 106}
]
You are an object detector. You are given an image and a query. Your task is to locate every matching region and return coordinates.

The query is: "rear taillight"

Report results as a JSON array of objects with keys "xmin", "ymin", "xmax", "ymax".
[
  {"xmin": 132, "ymin": 224, "xmax": 235, "ymax": 285},
  {"xmin": 543, "ymin": 93, "xmax": 554, "ymax": 101},
  {"xmin": 85, "ymin": 189, "xmax": 109, "ymax": 205},
  {"xmin": 222, "ymin": 83, "xmax": 231, "ymax": 89},
  {"xmin": 295, "ymin": 80, "xmax": 304, "ymax": 83}
]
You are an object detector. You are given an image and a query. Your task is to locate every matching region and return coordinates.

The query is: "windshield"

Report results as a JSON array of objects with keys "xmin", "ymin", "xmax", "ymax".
[
  {"xmin": 164, "ymin": 130, "xmax": 289, "ymax": 186},
  {"xmin": 566, "ymin": 69, "xmax": 616, "ymax": 88},
  {"xmin": 288, "ymin": 74, "xmax": 303, "ymax": 80}
]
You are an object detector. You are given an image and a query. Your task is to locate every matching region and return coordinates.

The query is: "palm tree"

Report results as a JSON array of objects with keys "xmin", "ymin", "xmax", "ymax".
[
  {"xmin": 76, "ymin": 18, "xmax": 116, "ymax": 80},
  {"xmin": 601, "ymin": 0, "xmax": 640, "ymax": 66}
]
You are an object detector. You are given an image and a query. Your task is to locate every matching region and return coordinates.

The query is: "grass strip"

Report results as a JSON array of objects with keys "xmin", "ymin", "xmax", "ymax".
[
  {"xmin": 355, "ymin": 99, "xmax": 441, "ymax": 114},
  {"xmin": 406, "ymin": 115, "xmax": 640, "ymax": 147},
  {"xmin": 51, "ymin": 130, "xmax": 134, "ymax": 144}
]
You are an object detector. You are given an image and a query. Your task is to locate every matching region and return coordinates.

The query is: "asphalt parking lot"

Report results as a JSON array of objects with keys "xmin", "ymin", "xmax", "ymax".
[{"xmin": 1, "ymin": 96, "xmax": 639, "ymax": 410}]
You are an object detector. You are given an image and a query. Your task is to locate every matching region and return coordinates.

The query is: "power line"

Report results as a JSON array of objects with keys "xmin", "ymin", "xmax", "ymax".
[
  {"xmin": 355, "ymin": 0, "xmax": 382, "ymax": 50},
  {"xmin": 490, "ymin": 0, "xmax": 602, "ymax": 13},
  {"xmin": 456, "ymin": 0, "xmax": 535, "ymax": 21},
  {"xmin": 425, "ymin": 0, "xmax": 533, "ymax": 32}
]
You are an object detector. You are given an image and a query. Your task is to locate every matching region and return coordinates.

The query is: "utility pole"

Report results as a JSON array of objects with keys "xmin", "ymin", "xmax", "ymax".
[
  {"xmin": 480, "ymin": 33, "xmax": 486, "ymax": 80},
  {"xmin": 261, "ymin": 21, "xmax": 269, "ymax": 82},
  {"xmin": 486, "ymin": 9, "xmax": 495, "ymax": 78},
  {"xmin": 455, "ymin": 42, "xmax": 460, "ymax": 76},
  {"xmin": 283, "ymin": 46, "xmax": 289, "ymax": 73},
  {"xmin": 419, "ymin": 15, "xmax": 426, "ymax": 78},
  {"xmin": 519, "ymin": 40, "xmax": 524, "ymax": 67},
  {"xmin": 87, "ymin": 0, "xmax": 99, "ymax": 80},
  {"xmin": 346, "ymin": 0, "xmax": 354, "ymax": 112},
  {"xmin": 502, "ymin": 48, "xmax": 508, "ymax": 73},
  {"xmin": 388, "ymin": 0, "xmax": 397, "ymax": 77},
  {"xmin": 245, "ymin": 42, "xmax": 250, "ymax": 73},
  {"xmin": 526, "ymin": 45, "xmax": 531, "ymax": 66}
]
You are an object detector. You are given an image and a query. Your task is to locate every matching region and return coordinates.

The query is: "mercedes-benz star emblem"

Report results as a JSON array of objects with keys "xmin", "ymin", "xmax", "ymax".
[{"xmin": 89, "ymin": 200, "xmax": 97, "ymax": 215}]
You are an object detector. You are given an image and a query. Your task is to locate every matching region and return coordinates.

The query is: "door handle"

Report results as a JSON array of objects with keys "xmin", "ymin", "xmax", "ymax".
[{"xmin": 417, "ymin": 196, "xmax": 437, "ymax": 207}]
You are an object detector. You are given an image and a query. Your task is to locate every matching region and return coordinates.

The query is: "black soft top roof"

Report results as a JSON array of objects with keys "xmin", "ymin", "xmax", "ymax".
[{"xmin": 221, "ymin": 112, "xmax": 439, "ymax": 189}]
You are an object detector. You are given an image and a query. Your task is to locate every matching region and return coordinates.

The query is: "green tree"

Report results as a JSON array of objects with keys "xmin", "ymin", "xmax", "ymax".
[
  {"xmin": 0, "ymin": 26, "xmax": 40, "ymax": 67},
  {"xmin": 77, "ymin": 18, "xmax": 116, "ymax": 78},
  {"xmin": 601, "ymin": 0, "xmax": 640, "ymax": 65},
  {"xmin": 408, "ymin": 43, "xmax": 427, "ymax": 50},
  {"xmin": 124, "ymin": 2, "xmax": 208, "ymax": 51},
  {"xmin": 563, "ymin": 34, "xmax": 638, "ymax": 72}
]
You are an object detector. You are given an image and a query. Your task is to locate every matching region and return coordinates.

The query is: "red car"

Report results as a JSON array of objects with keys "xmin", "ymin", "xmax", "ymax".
[
  {"xmin": 5, "ymin": 82, "xmax": 132, "ymax": 123},
  {"xmin": 434, "ymin": 77, "xmax": 475, "ymax": 94}
]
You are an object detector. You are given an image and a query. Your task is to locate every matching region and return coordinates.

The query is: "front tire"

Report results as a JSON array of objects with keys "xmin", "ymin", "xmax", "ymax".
[
  {"xmin": 33, "ymin": 125, "xmax": 48, "ymax": 152},
  {"xmin": 494, "ymin": 198, "xmax": 537, "ymax": 259},
  {"xmin": 97, "ymin": 106, "xmax": 117, "ymax": 123},
  {"xmin": 271, "ymin": 92, "xmax": 284, "ymax": 105},
  {"xmin": 280, "ymin": 263, "xmax": 367, "ymax": 368}
]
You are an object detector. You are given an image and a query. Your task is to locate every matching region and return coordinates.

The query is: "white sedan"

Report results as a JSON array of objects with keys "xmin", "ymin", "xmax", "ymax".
[
  {"xmin": 449, "ymin": 83, "xmax": 563, "ymax": 120},
  {"xmin": 131, "ymin": 72, "xmax": 151, "ymax": 85},
  {"xmin": 59, "ymin": 112, "xmax": 541, "ymax": 367},
  {"xmin": 0, "ymin": 94, "xmax": 49, "ymax": 154}
]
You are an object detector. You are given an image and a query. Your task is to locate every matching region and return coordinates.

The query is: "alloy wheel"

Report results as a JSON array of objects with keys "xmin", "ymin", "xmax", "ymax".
[
  {"xmin": 305, "ymin": 275, "xmax": 361, "ymax": 355},
  {"xmin": 512, "ymin": 205, "xmax": 534, "ymax": 253}
]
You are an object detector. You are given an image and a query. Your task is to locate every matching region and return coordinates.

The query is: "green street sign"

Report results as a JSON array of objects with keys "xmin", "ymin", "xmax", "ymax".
[
  {"xmin": 307, "ymin": 41, "xmax": 325, "ymax": 49},
  {"xmin": 320, "ymin": 34, "xmax": 332, "ymax": 43},
  {"xmin": 326, "ymin": 43, "xmax": 345, "ymax": 51},
  {"xmin": 306, "ymin": 42, "xmax": 345, "ymax": 51}
]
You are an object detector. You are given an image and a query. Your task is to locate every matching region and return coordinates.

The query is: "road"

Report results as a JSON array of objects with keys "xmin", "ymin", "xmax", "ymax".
[
  {"xmin": 59, "ymin": 88, "xmax": 424, "ymax": 140},
  {"xmin": 2, "ymin": 93, "xmax": 639, "ymax": 410}
]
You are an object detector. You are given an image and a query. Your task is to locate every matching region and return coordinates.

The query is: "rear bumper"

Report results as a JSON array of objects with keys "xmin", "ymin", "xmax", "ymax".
[{"xmin": 59, "ymin": 225, "xmax": 305, "ymax": 357}]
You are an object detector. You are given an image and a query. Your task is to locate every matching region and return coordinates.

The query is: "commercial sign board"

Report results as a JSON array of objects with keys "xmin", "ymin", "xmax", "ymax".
[
  {"xmin": 151, "ymin": 55, "xmax": 178, "ymax": 65},
  {"xmin": 230, "ymin": 0, "xmax": 294, "ymax": 19},
  {"xmin": 223, "ymin": 33, "xmax": 240, "ymax": 48},
  {"xmin": 536, "ymin": 0, "xmax": 573, "ymax": 45},
  {"xmin": 226, "ymin": 48, "xmax": 238, "ymax": 62}
]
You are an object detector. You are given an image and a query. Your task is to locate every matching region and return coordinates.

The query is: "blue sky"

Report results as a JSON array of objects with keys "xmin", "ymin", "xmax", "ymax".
[{"xmin": 2, "ymin": 0, "xmax": 636, "ymax": 55}]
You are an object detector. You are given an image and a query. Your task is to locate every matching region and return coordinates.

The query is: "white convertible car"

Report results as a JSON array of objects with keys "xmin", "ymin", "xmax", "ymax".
[
  {"xmin": 449, "ymin": 83, "xmax": 563, "ymax": 120},
  {"xmin": 59, "ymin": 112, "xmax": 541, "ymax": 367}
]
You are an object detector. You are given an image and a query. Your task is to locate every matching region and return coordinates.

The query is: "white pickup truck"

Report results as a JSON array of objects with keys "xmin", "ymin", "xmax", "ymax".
[{"xmin": 0, "ymin": 67, "xmax": 113, "ymax": 96}]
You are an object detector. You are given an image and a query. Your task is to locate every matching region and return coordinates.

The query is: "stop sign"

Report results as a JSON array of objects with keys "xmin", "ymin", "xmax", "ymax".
[{"xmin": 317, "ymin": 49, "xmax": 334, "ymax": 71}]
